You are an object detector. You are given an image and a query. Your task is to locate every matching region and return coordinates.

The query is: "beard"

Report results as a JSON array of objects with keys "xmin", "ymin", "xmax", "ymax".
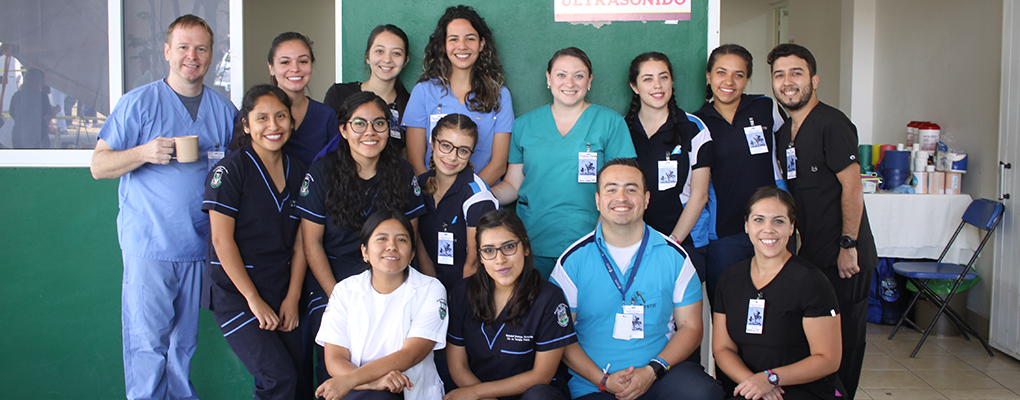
[{"xmin": 777, "ymin": 83, "xmax": 813, "ymax": 111}]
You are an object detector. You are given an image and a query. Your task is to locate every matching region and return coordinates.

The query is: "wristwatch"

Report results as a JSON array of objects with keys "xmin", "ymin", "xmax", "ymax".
[
  {"xmin": 765, "ymin": 369, "xmax": 780, "ymax": 387},
  {"xmin": 839, "ymin": 235, "xmax": 858, "ymax": 249}
]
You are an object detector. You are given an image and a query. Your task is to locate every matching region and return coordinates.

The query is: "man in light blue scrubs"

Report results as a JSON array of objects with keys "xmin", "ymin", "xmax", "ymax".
[{"xmin": 90, "ymin": 14, "xmax": 236, "ymax": 400}]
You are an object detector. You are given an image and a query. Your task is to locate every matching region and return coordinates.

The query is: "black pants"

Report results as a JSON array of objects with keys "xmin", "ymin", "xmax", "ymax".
[
  {"xmin": 821, "ymin": 265, "xmax": 873, "ymax": 400},
  {"xmin": 214, "ymin": 309, "xmax": 303, "ymax": 400},
  {"xmin": 577, "ymin": 361, "xmax": 723, "ymax": 400}
]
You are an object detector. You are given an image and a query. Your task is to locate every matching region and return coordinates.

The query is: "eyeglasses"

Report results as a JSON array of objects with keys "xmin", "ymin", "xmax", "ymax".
[
  {"xmin": 434, "ymin": 139, "xmax": 474, "ymax": 160},
  {"xmin": 348, "ymin": 117, "xmax": 390, "ymax": 134},
  {"xmin": 478, "ymin": 240, "xmax": 521, "ymax": 260}
]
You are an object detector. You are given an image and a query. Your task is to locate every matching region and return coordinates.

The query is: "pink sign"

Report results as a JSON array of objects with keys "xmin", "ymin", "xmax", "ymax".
[{"xmin": 555, "ymin": 0, "xmax": 691, "ymax": 22}]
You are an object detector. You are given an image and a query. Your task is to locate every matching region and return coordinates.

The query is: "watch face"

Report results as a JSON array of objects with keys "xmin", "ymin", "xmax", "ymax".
[{"xmin": 768, "ymin": 374, "xmax": 779, "ymax": 385}]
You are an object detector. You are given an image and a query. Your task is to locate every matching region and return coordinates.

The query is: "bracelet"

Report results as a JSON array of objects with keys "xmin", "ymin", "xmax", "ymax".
[
  {"xmin": 598, "ymin": 372, "xmax": 609, "ymax": 392},
  {"xmin": 650, "ymin": 356, "xmax": 671, "ymax": 370}
]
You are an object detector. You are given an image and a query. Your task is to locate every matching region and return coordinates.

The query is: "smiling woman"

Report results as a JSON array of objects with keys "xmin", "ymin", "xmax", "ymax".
[{"xmin": 267, "ymin": 32, "xmax": 339, "ymax": 165}]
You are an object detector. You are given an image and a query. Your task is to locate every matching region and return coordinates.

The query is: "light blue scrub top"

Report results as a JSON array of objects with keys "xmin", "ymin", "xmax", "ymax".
[
  {"xmin": 403, "ymin": 79, "xmax": 514, "ymax": 174},
  {"xmin": 99, "ymin": 80, "xmax": 237, "ymax": 261}
]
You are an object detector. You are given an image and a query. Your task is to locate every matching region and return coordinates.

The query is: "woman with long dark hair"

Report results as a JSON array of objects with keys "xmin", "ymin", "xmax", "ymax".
[
  {"xmin": 202, "ymin": 84, "xmax": 307, "ymax": 399},
  {"xmin": 315, "ymin": 210, "xmax": 448, "ymax": 400},
  {"xmin": 296, "ymin": 91, "xmax": 426, "ymax": 389},
  {"xmin": 625, "ymin": 51, "xmax": 713, "ymax": 282},
  {"xmin": 267, "ymin": 31, "xmax": 339, "ymax": 165},
  {"xmin": 491, "ymin": 47, "xmax": 635, "ymax": 278},
  {"xmin": 322, "ymin": 25, "xmax": 411, "ymax": 155},
  {"xmin": 693, "ymin": 44, "xmax": 787, "ymax": 305},
  {"xmin": 403, "ymin": 5, "xmax": 514, "ymax": 186},
  {"xmin": 445, "ymin": 210, "xmax": 576, "ymax": 400}
]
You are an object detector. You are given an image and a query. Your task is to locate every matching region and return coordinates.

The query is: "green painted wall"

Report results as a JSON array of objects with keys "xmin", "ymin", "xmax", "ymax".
[
  {"xmin": 0, "ymin": 168, "xmax": 250, "ymax": 398},
  {"xmin": 342, "ymin": 0, "xmax": 710, "ymax": 115}
]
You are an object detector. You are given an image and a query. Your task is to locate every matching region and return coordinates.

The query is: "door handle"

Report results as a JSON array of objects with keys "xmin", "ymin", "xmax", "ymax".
[{"xmin": 999, "ymin": 161, "xmax": 1011, "ymax": 200}]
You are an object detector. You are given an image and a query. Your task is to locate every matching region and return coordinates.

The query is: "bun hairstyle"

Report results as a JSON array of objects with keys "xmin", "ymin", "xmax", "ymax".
[
  {"xmin": 624, "ymin": 52, "xmax": 686, "ymax": 152},
  {"xmin": 547, "ymin": 47, "xmax": 593, "ymax": 76},
  {"xmin": 363, "ymin": 25, "xmax": 411, "ymax": 98},
  {"xmin": 267, "ymin": 31, "xmax": 315, "ymax": 87},
  {"xmin": 467, "ymin": 210, "xmax": 542, "ymax": 327},
  {"xmin": 419, "ymin": 5, "xmax": 506, "ymax": 113},
  {"xmin": 230, "ymin": 84, "xmax": 292, "ymax": 150},
  {"xmin": 704, "ymin": 44, "xmax": 753, "ymax": 101},
  {"xmin": 423, "ymin": 114, "xmax": 478, "ymax": 196},
  {"xmin": 325, "ymin": 91, "xmax": 408, "ymax": 230}
]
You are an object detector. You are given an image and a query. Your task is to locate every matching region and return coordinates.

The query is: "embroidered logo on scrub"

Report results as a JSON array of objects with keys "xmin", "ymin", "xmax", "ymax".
[
  {"xmin": 210, "ymin": 166, "xmax": 227, "ymax": 188},
  {"xmin": 555, "ymin": 303, "xmax": 569, "ymax": 327},
  {"xmin": 300, "ymin": 173, "xmax": 312, "ymax": 197},
  {"xmin": 412, "ymin": 175, "xmax": 422, "ymax": 196},
  {"xmin": 438, "ymin": 298, "xmax": 448, "ymax": 320}
]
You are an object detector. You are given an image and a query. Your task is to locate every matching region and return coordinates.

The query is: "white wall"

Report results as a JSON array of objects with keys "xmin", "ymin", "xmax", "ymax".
[
  {"xmin": 243, "ymin": 0, "xmax": 335, "ymax": 101},
  {"xmin": 720, "ymin": 0, "xmax": 775, "ymax": 97},
  {"xmin": 872, "ymin": 0, "xmax": 1003, "ymax": 318}
]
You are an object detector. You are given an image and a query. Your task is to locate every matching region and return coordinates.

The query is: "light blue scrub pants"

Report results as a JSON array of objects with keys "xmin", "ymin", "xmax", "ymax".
[{"xmin": 121, "ymin": 253, "xmax": 202, "ymax": 400}]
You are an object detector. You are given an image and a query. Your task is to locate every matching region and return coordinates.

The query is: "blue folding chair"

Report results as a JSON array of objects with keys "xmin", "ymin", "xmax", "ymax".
[{"xmin": 887, "ymin": 198, "xmax": 1003, "ymax": 358}]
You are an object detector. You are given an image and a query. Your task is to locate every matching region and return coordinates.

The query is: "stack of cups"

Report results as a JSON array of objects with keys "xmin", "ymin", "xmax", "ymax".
[
  {"xmin": 859, "ymin": 145, "xmax": 873, "ymax": 173},
  {"xmin": 912, "ymin": 149, "xmax": 928, "ymax": 194}
]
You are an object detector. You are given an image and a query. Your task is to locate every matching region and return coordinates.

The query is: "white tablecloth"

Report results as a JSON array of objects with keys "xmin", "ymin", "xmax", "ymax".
[{"xmin": 864, "ymin": 193, "xmax": 981, "ymax": 264}]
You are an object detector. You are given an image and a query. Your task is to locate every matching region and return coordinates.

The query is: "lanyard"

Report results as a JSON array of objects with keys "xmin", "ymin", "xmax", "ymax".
[{"xmin": 596, "ymin": 225, "xmax": 650, "ymax": 301}]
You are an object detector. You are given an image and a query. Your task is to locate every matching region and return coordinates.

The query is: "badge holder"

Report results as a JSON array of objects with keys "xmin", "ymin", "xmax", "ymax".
[
  {"xmin": 207, "ymin": 141, "xmax": 225, "ymax": 170},
  {"xmin": 786, "ymin": 146, "xmax": 797, "ymax": 180},
  {"xmin": 579, "ymin": 143, "xmax": 597, "ymax": 183},
  {"xmin": 437, "ymin": 217, "xmax": 456, "ymax": 266},
  {"xmin": 746, "ymin": 294, "xmax": 765, "ymax": 334},
  {"xmin": 745, "ymin": 117, "xmax": 768, "ymax": 155},
  {"xmin": 658, "ymin": 145, "xmax": 680, "ymax": 191}
]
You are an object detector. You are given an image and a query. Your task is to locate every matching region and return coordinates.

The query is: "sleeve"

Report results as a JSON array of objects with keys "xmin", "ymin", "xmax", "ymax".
[
  {"xmin": 770, "ymin": 97, "xmax": 786, "ymax": 133},
  {"xmin": 464, "ymin": 189, "xmax": 498, "ymax": 227},
  {"xmin": 405, "ymin": 166, "xmax": 426, "ymax": 219},
  {"xmin": 402, "ymin": 82, "xmax": 431, "ymax": 129},
  {"xmin": 688, "ymin": 115, "xmax": 714, "ymax": 170},
  {"xmin": 549, "ymin": 255, "xmax": 579, "ymax": 311},
  {"xmin": 324, "ymin": 106, "xmax": 340, "ymax": 143},
  {"xmin": 446, "ymin": 282, "xmax": 467, "ymax": 346},
  {"xmin": 534, "ymin": 284, "xmax": 578, "ymax": 352},
  {"xmin": 713, "ymin": 269, "xmax": 729, "ymax": 314},
  {"xmin": 202, "ymin": 156, "xmax": 243, "ymax": 218},
  {"xmin": 800, "ymin": 265, "xmax": 840, "ymax": 318},
  {"xmin": 98, "ymin": 94, "xmax": 144, "ymax": 151},
  {"xmin": 322, "ymin": 84, "xmax": 343, "ymax": 115},
  {"xmin": 315, "ymin": 282, "xmax": 351, "ymax": 348},
  {"xmin": 408, "ymin": 279, "xmax": 449, "ymax": 350},
  {"xmin": 673, "ymin": 255, "xmax": 703, "ymax": 307},
  {"xmin": 295, "ymin": 158, "xmax": 330, "ymax": 224},
  {"xmin": 604, "ymin": 112, "xmax": 637, "ymax": 159},
  {"xmin": 507, "ymin": 115, "xmax": 526, "ymax": 164},
  {"xmin": 821, "ymin": 108, "xmax": 861, "ymax": 174},
  {"xmin": 493, "ymin": 86, "xmax": 515, "ymax": 133}
]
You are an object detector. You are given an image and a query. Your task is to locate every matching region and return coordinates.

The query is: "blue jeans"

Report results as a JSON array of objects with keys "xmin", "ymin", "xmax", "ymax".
[{"xmin": 121, "ymin": 254, "xmax": 202, "ymax": 400}]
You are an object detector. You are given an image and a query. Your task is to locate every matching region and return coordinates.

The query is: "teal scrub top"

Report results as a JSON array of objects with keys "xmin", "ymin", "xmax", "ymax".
[{"xmin": 508, "ymin": 103, "xmax": 636, "ymax": 258}]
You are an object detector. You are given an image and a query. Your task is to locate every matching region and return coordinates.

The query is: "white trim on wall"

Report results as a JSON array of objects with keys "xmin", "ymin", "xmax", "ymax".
[
  {"xmin": 335, "ymin": 0, "xmax": 343, "ymax": 82},
  {"xmin": 708, "ymin": 0, "xmax": 720, "ymax": 57},
  {"xmin": 230, "ymin": 0, "xmax": 243, "ymax": 108}
]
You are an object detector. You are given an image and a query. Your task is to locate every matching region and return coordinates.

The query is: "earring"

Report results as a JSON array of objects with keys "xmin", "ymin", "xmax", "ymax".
[{"xmin": 547, "ymin": 84, "xmax": 550, "ymax": 89}]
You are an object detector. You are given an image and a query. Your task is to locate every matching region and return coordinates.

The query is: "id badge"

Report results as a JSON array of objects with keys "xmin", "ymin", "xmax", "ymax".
[
  {"xmin": 746, "ymin": 299, "xmax": 765, "ymax": 334},
  {"xmin": 623, "ymin": 305, "xmax": 645, "ymax": 339},
  {"xmin": 613, "ymin": 313, "xmax": 632, "ymax": 340},
  {"xmin": 578, "ymin": 152, "xmax": 597, "ymax": 183},
  {"xmin": 428, "ymin": 113, "xmax": 448, "ymax": 141},
  {"xmin": 389, "ymin": 109, "xmax": 403, "ymax": 139},
  {"xmin": 207, "ymin": 150, "xmax": 225, "ymax": 170},
  {"xmin": 785, "ymin": 147, "xmax": 798, "ymax": 180},
  {"xmin": 437, "ymin": 232, "xmax": 454, "ymax": 265},
  {"xmin": 657, "ymin": 160, "xmax": 678, "ymax": 191},
  {"xmin": 744, "ymin": 125, "xmax": 768, "ymax": 155}
]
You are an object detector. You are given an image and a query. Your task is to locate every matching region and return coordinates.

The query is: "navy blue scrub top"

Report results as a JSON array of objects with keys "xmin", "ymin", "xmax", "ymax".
[
  {"xmin": 201, "ymin": 143, "xmax": 308, "ymax": 311},
  {"xmin": 694, "ymin": 94, "xmax": 784, "ymax": 239},
  {"xmin": 295, "ymin": 156, "xmax": 426, "ymax": 288},
  {"xmin": 418, "ymin": 168, "xmax": 498, "ymax": 289},
  {"xmin": 630, "ymin": 115, "xmax": 713, "ymax": 242},
  {"xmin": 283, "ymin": 98, "xmax": 339, "ymax": 166},
  {"xmin": 447, "ymin": 280, "xmax": 578, "ymax": 390}
]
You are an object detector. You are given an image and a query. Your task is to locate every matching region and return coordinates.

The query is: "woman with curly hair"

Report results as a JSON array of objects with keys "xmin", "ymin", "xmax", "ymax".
[
  {"xmin": 296, "ymin": 91, "xmax": 426, "ymax": 389},
  {"xmin": 403, "ymin": 5, "xmax": 514, "ymax": 186}
]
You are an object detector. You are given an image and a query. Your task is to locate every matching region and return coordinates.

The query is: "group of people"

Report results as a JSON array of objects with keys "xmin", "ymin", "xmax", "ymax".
[{"xmin": 92, "ymin": 5, "xmax": 877, "ymax": 400}]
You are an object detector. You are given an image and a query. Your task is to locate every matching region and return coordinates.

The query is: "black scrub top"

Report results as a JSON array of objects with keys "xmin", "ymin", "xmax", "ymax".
[
  {"xmin": 630, "ymin": 113, "xmax": 713, "ymax": 243},
  {"xmin": 201, "ymin": 144, "xmax": 308, "ymax": 311},
  {"xmin": 448, "ymin": 280, "xmax": 577, "ymax": 398},
  {"xmin": 714, "ymin": 255, "xmax": 843, "ymax": 399},
  {"xmin": 323, "ymin": 81, "xmax": 410, "ymax": 152},
  {"xmin": 417, "ymin": 168, "xmax": 498, "ymax": 289},
  {"xmin": 695, "ymin": 94, "xmax": 785, "ymax": 239},
  {"xmin": 295, "ymin": 155, "xmax": 425, "ymax": 288},
  {"xmin": 775, "ymin": 102, "xmax": 877, "ymax": 272},
  {"xmin": 283, "ymin": 99, "xmax": 339, "ymax": 165}
]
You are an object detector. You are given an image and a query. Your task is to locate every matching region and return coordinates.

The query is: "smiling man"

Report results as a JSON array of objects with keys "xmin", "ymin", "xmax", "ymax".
[
  {"xmin": 90, "ymin": 14, "xmax": 237, "ymax": 400},
  {"xmin": 768, "ymin": 43, "xmax": 877, "ymax": 400},
  {"xmin": 550, "ymin": 158, "xmax": 722, "ymax": 400}
]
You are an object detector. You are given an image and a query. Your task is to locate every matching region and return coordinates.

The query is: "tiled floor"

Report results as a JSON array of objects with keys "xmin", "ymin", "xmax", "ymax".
[{"xmin": 858, "ymin": 323, "xmax": 1020, "ymax": 400}]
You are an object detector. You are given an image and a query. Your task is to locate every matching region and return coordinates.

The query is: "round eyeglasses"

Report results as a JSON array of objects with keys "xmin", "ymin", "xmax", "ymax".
[
  {"xmin": 348, "ymin": 117, "xmax": 390, "ymax": 134},
  {"xmin": 479, "ymin": 240, "xmax": 521, "ymax": 260},
  {"xmin": 435, "ymin": 139, "xmax": 474, "ymax": 160}
]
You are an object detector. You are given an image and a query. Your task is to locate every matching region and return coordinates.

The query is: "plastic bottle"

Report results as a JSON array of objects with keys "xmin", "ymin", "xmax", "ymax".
[{"xmin": 920, "ymin": 123, "xmax": 941, "ymax": 152}]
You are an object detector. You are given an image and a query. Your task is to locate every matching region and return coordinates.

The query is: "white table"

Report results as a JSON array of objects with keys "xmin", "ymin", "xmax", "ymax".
[{"xmin": 864, "ymin": 193, "xmax": 981, "ymax": 264}]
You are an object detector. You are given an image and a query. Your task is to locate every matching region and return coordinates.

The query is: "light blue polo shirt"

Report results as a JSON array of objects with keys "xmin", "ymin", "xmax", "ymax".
[
  {"xmin": 402, "ymin": 79, "xmax": 514, "ymax": 174},
  {"xmin": 550, "ymin": 223, "xmax": 702, "ymax": 398}
]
